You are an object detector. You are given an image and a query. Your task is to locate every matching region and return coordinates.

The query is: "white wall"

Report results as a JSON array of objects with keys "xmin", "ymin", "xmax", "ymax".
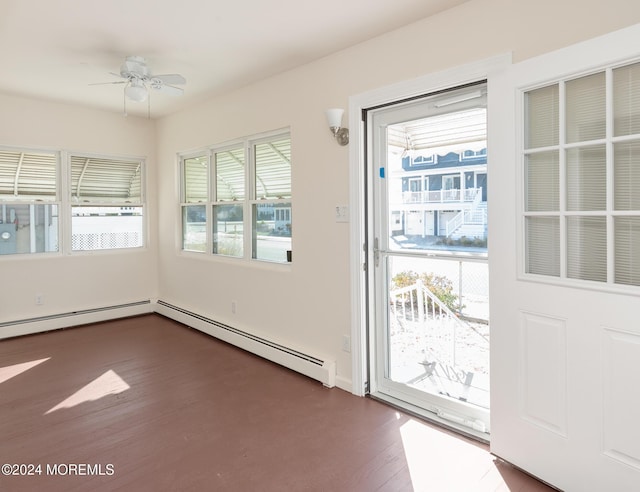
[
  {"xmin": 0, "ymin": 93, "xmax": 158, "ymax": 325},
  {"xmin": 156, "ymin": 0, "xmax": 640, "ymax": 390}
]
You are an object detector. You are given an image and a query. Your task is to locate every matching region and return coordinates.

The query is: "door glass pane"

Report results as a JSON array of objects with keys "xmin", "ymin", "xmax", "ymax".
[
  {"xmin": 387, "ymin": 107, "xmax": 487, "ymax": 253},
  {"xmin": 614, "ymin": 140, "xmax": 640, "ymax": 210},
  {"xmin": 566, "ymin": 72, "xmax": 606, "ymax": 143},
  {"xmin": 213, "ymin": 204, "xmax": 243, "ymax": 257},
  {"xmin": 525, "ymin": 84, "xmax": 559, "ymax": 149},
  {"xmin": 525, "ymin": 216, "xmax": 560, "ymax": 276},
  {"xmin": 614, "ymin": 216, "xmax": 640, "ymax": 286},
  {"xmin": 387, "ymin": 256, "xmax": 489, "ymax": 409},
  {"xmin": 566, "ymin": 145, "xmax": 606, "ymax": 211},
  {"xmin": 525, "ymin": 151, "xmax": 559, "ymax": 212},
  {"xmin": 566, "ymin": 216, "xmax": 607, "ymax": 282},
  {"xmin": 613, "ymin": 62, "xmax": 640, "ymax": 137}
]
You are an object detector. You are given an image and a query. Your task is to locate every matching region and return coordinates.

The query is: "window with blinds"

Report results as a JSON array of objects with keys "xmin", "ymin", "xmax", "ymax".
[
  {"xmin": 0, "ymin": 149, "xmax": 59, "ymax": 255},
  {"xmin": 0, "ymin": 149, "xmax": 146, "ymax": 255},
  {"xmin": 70, "ymin": 154, "xmax": 145, "ymax": 251},
  {"xmin": 213, "ymin": 147, "xmax": 244, "ymax": 257},
  {"xmin": 179, "ymin": 131, "xmax": 292, "ymax": 263},
  {"xmin": 181, "ymin": 155, "xmax": 208, "ymax": 252},
  {"xmin": 523, "ymin": 60, "xmax": 640, "ymax": 288},
  {"xmin": 0, "ymin": 150, "xmax": 58, "ymax": 200}
]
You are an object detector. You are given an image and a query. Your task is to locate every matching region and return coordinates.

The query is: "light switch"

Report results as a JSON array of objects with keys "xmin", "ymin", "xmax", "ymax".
[{"xmin": 335, "ymin": 205, "xmax": 349, "ymax": 223}]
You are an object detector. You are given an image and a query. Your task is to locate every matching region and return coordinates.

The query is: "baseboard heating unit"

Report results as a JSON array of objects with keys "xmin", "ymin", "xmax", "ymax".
[
  {"xmin": 156, "ymin": 300, "xmax": 336, "ymax": 388},
  {"xmin": 0, "ymin": 300, "xmax": 153, "ymax": 340}
]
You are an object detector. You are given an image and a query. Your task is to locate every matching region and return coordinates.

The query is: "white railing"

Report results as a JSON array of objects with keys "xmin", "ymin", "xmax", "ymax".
[
  {"xmin": 444, "ymin": 189, "xmax": 486, "ymax": 237},
  {"xmin": 390, "ymin": 279, "xmax": 488, "ymax": 371},
  {"xmin": 402, "ymin": 187, "xmax": 481, "ymax": 205}
]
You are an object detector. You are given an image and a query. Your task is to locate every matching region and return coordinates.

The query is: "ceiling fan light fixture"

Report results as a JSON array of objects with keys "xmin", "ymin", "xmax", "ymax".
[{"xmin": 125, "ymin": 81, "xmax": 148, "ymax": 102}]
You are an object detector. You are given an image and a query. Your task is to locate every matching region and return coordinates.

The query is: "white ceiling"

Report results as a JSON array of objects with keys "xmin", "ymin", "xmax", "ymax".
[{"xmin": 0, "ymin": 0, "xmax": 467, "ymax": 118}]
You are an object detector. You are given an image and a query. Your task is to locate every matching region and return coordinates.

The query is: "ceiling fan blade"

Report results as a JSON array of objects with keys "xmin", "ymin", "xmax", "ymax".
[
  {"xmin": 151, "ymin": 83, "xmax": 184, "ymax": 96},
  {"xmin": 89, "ymin": 80, "xmax": 127, "ymax": 86},
  {"xmin": 151, "ymin": 74, "xmax": 186, "ymax": 85}
]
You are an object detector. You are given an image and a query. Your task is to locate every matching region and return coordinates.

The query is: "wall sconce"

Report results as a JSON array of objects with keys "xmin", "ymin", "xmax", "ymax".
[{"xmin": 325, "ymin": 108, "xmax": 349, "ymax": 146}]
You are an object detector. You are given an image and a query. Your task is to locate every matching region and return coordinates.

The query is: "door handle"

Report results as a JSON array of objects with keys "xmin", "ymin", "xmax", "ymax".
[{"xmin": 373, "ymin": 237, "xmax": 380, "ymax": 268}]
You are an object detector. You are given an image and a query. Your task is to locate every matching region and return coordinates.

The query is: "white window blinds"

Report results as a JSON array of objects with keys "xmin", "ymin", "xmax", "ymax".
[{"xmin": 523, "ymin": 61, "xmax": 640, "ymax": 288}]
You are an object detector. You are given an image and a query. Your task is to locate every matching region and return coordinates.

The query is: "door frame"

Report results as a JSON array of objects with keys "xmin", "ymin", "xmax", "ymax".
[{"xmin": 347, "ymin": 53, "xmax": 511, "ymax": 400}]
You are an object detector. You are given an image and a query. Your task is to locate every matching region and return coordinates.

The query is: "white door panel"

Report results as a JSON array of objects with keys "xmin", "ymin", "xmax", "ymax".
[{"xmin": 489, "ymin": 24, "xmax": 640, "ymax": 491}]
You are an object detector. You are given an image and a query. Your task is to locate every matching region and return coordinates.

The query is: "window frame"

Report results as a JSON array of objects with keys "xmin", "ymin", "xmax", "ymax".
[
  {"xmin": 179, "ymin": 128, "xmax": 292, "ymax": 264},
  {"xmin": 0, "ymin": 146, "xmax": 61, "ymax": 257},
  {"xmin": 180, "ymin": 152, "xmax": 211, "ymax": 254},
  {"xmin": 518, "ymin": 59, "xmax": 640, "ymax": 293},
  {"xmin": 0, "ymin": 147, "xmax": 148, "ymax": 257},
  {"xmin": 68, "ymin": 152, "xmax": 147, "ymax": 253}
]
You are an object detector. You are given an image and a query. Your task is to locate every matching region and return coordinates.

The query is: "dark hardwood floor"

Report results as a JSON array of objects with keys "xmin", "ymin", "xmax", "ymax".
[{"xmin": 0, "ymin": 314, "xmax": 556, "ymax": 491}]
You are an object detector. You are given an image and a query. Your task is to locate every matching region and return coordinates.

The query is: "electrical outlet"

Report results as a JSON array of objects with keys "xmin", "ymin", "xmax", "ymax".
[
  {"xmin": 35, "ymin": 294, "xmax": 44, "ymax": 306},
  {"xmin": 231, "ymin": 301, "xmax": 237, "ymax": 314},
  {"xmin": 341, "ymin": 335, "xmax": 351, "ymax": 353}
]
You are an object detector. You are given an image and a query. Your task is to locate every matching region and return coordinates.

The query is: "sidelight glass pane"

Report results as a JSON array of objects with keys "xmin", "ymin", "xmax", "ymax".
[
  {"xmin": 614, "ymin": 141, "xmax": 640, "ymax": 211},
  {"xmin": 525, "ymin": 217, "xmax": 560, "ymax": 276},
  {"xmin": 215, "ymin": 148, "xmax": 245, "ymax": 201},
  {"xmin": 566, "ymin": 216, "xmax": 607, "ymax": 282},
  {"xmin": 525, "ymin": 151, "xmax": 559, "ymax": 211},
  {"xmin": 613, "ymin": 62, "xmax": 640, "ymax": 137},
  {"xmin": 566, "ymin": 72, "xmax": 606, "ymax": 143},
  {"xmin": 525, "ymin": 84, "xmax": 559, "ymax": 149},
  {"xmin": 213, "ymin": 204, "xmax": 243, "ymax": 257},
  {"xmin": 566, "ymin": 145, "xmax": 606, "ymax": 211},
  {"xmin": 615, "ymin": 217, "xmax": 640, "ymax": 286}
]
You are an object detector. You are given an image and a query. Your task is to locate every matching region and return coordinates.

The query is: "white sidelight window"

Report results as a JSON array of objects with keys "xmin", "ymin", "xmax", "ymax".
[{"xmin": 522, "ymin": 61, "xmax": 640, "ymax": 288}]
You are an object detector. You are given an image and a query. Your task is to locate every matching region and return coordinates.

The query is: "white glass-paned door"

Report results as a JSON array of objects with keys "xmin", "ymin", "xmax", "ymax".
[{"xmin": 369, "ymin": 83, "xmax": 490, "ymax": 435}]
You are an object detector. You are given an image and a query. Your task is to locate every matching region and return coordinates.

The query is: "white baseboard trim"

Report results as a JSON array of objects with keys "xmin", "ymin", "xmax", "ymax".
[{"xmin": 0, "ymin": 300, "xmax": 153, "ymax": 340}]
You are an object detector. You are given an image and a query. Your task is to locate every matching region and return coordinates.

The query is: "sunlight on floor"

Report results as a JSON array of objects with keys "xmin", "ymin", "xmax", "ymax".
[
  {"xmin": 0, "ymin": 358, "xmax": 51, "ymax": 384},
  {"xmin": 45, "ymin": 369, "xmax": 130, "ymax": 414},
  {"xmin": 400, "ymin": 418, "xmax": 506, "ymax": 491}
]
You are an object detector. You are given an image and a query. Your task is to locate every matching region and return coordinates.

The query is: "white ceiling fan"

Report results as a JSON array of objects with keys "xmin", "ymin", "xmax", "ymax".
[{"xmin": 91, "ymin": 55, "xmax": 186, "ymax": 116}]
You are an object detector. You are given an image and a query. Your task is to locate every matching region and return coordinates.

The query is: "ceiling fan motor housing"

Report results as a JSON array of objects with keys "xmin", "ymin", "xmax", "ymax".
[{"xmin": 120, "ymin": 56, "xmax": 150, "ymax": 80}]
